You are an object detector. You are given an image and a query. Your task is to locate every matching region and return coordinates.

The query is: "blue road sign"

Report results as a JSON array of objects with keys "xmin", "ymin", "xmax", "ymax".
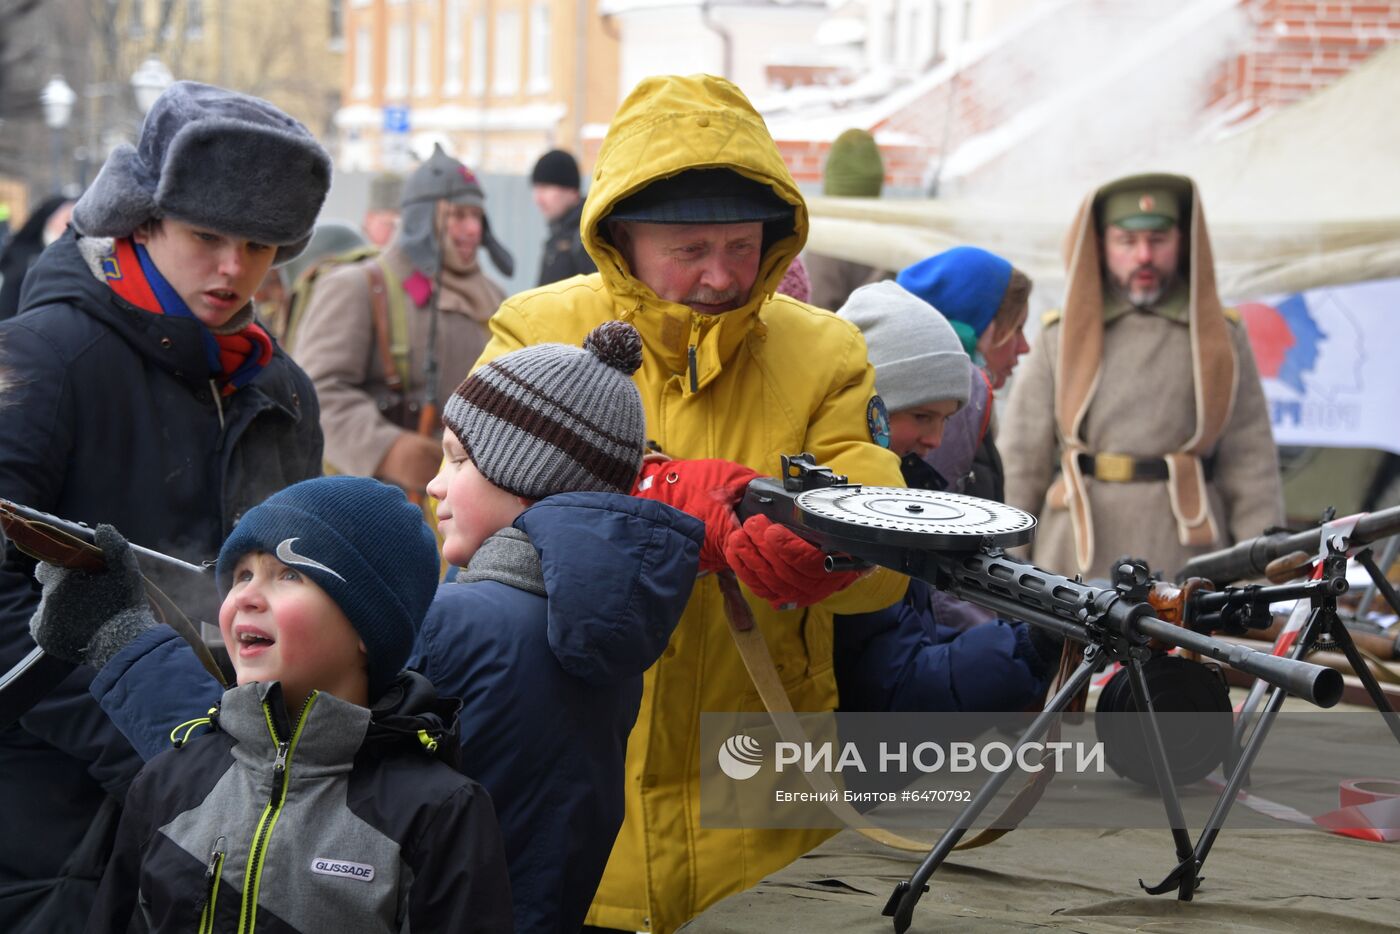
[{"xmin": 383, "ymin": 106, "xmax": 410, "ymax": 134}]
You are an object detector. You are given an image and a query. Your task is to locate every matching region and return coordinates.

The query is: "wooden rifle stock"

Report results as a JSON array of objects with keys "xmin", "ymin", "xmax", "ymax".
[{"xmin": 408, "ymin": 401, "xmax": 442, "ymax": 507}]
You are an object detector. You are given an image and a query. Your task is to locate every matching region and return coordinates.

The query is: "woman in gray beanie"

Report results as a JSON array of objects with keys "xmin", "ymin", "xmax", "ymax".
[{"xmin": 0, "ymin": 80, "xmax": 330, "ymax": 930}]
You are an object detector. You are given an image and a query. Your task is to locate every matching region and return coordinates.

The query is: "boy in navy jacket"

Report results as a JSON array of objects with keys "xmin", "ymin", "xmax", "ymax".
[{"xmin": 32, "ymin": 476, "xmax": 513, "ymax": 932}]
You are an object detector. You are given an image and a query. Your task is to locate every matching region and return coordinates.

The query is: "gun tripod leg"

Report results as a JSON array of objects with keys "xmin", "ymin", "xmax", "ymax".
[
  {"xmin": 884, "ymin": 651, "xmax": 1104, "ymax": 933},
  {"xmin": 1120, "ymin": 654, "xmax": 1199, "ymax": 899},
  {"xmin": 1323, "ymin": 607, "xmax": 1400, "ymax": 744},
  {"xmin": 1151, "ymin": 606, "xmax": 1328, "ymax": 896}
]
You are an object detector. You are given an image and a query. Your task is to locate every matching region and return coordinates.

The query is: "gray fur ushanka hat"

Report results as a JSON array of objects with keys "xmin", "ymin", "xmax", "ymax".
[{"xmin": 72, "ymin": 81, "xmax": 332, "ymax": 265}]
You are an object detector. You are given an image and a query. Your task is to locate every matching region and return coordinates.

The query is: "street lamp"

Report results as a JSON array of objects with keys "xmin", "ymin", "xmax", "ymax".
[
  {"xmin": 40, "ymin": 76, "xmax": 76, "ymax": 194},
  {"xmin": 131, "ymin": 58, "xmax": 174, "ymax": 115}
]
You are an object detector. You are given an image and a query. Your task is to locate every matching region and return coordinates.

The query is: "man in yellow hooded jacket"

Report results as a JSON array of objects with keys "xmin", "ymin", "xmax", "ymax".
[{"xmin": 472, "ymin": 74, "xmax": 909, "ymax": 932}]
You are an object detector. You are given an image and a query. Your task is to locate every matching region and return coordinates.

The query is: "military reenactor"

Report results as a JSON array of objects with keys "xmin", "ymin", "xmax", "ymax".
[
  {"xmin": 293, "ymin": 145, "xmax": 512, "ymax": 497},
  {"xmin": 999, "ymin": 173, "xmax": 1283, "ymax": 580}
]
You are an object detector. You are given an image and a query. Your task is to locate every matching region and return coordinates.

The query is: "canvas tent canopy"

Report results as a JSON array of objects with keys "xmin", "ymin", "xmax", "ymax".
[{"xmin": 804, "ymin": 42, "xmax": 1400, "ymax": 303}]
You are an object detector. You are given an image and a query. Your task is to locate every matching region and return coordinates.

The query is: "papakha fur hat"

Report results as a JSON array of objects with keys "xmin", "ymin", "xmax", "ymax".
[{"xmin": 73, "ymin": 81, "xmax": 332, "ymax": 265}]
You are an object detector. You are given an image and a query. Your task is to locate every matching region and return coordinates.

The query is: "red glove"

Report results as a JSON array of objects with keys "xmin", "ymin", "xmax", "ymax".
[
  {"xmin": 632, "ymin": 458, "xmax": 763, "ymax": 572},
  {"xmin": 723, "ymin": 514, "xmax": 862, "ymax": 609}
]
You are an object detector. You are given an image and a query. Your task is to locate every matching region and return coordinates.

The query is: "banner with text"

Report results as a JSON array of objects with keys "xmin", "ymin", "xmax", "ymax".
[{"xmin": 1238, "ymin": 277, "xmax": 1400, "ymax": 453}]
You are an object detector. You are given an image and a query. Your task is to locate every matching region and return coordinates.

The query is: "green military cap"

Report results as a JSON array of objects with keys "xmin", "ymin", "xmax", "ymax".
[{"xmin": 1099, "ymin": 186, "xmax": 1179, "ymax": 231}]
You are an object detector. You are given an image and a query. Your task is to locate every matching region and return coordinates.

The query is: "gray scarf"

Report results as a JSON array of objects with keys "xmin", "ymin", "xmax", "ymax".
[{"xmin": 456, "ymin": 527, "xmax": 545, "ymax": 596}]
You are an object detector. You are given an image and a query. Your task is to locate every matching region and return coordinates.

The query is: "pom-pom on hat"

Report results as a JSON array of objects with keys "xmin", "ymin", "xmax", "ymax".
[
  {"xmin": 72, "ymin": 81, "xmax": 332, "ymax": 266},
  {"xmin": 442, "ymin": 321, "xmax": 647, "ymax": 500},
  {"xmin": 216, "ymin": 476, "xmax": 440, "ymax": 700}
]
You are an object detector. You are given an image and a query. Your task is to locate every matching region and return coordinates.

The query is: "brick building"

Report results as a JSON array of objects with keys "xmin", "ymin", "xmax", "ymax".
[{"xmin": 764, "ymin": 0, "xmax": 1399, "ymax": 195}]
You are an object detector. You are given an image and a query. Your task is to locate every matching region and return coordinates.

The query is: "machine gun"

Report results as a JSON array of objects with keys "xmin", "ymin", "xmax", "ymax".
[
  {"xmin": 736, "ymin": 455, "xmax": 1344, "ymax": 933},
  {"xmin": 0, "ymin": 500, "xmax": 226, "ymax": 729}
]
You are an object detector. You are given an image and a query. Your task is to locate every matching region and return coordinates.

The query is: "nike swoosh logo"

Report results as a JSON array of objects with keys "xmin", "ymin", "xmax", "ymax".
[{"xmin": 275, "ymin": 538, "xmax": 346, "ymax": 582}]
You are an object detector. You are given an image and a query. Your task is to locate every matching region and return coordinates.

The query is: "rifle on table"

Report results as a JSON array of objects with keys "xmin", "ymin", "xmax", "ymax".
[
  {"xmin": 0, "ymin": 500, "xmax": 226, "ymax": 729},
  {"xmin": 734, "ymin": 455, "xmax": 1343, "ymax": 933},
  {"xmin": 1178, "ymin": 504, "xmax": 1400, "ymax": 585}
]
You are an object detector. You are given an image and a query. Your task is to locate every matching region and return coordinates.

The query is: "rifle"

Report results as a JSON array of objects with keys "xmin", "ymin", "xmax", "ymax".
[
  {"xmin": 0, "ymin": 500, "xmax": 226, "ymax": 729},
  {"xmin": 407, "ymin": 262, "xmax": 444, "ymax": 506},
  {"xmin": 734, "ymin": 455, "xmax": 1342, "ymax": 932},
  {"xmin": 1177, "ymin": 504, "xmax": 1400, "ymax": 585}
]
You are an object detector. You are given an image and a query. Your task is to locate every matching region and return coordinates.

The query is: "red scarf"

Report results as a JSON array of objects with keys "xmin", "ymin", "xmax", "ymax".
[{"xmin": 103, "ymin": 237, "xmax": 273, "ymax": 395}]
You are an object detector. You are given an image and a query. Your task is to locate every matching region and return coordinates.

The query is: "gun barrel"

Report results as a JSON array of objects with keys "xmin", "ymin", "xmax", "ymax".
[
  {"xmin": 1135, "ymin": 615, "xmax": 1343, "ymax": 707},
  {"xmin": 1178, "ymin": 504, "xmax": 1400, "ymax": 584},
  {"xmin": 943, "ymin": 552, "xmax": 1344, "ymax": 708},
  {"xmin": 0, "ymin": 500, "xmax": 210, "ymax": 576}
]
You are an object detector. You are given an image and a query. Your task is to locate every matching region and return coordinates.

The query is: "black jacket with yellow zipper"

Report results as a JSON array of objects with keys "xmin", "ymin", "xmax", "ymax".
[{"xmin": 89, "ymin": 672, "xmax": 513, "ymax": 933}]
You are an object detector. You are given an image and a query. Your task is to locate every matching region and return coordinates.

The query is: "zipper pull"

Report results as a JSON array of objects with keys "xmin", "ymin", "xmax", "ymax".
[
  {"xmin": 273, "ymin": 740, "xmax": 289, "ymax": 777},
  {"xmin": 687, "ymin": 318, "xmax": 701, "ymax": 393},
  {"xmin": 204, "ymin": 837, "xmax": 226, "ymax": 883},
  {"xmin": 197, "ymin": 836, "xmax": 226, "ymax": 925}
]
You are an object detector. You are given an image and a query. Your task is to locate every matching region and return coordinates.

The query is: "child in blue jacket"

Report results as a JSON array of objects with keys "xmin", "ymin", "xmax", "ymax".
[
  {"xmin": 33, "ymin": 322, "xmax": 703, "ymax": 933},
  {"xmin": 834, "ymin": 282, "xmax": 1060, "ymax": 712},
  {"xmin": 32, "ymin": 476, "xmax": 514, "ymax": 932}
]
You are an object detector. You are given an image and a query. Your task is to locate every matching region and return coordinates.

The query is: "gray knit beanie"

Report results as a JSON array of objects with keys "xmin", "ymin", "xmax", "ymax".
[
  {"xmin": 838, "ymin": 281, "xmax": 971, "ymax": 412},
  {"xmin": 441, "ymin": 321, "xmax": 647, "ymax": 499},
  {"xmin": 72, "ymin": 81, "xmax": 331, "ymax": 265}
]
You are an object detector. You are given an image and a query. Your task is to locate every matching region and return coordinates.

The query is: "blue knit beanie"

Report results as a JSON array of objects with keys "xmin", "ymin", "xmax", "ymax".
[
  {"xmin": 216, "ymin": 476, "xmax": 440, "ymax": 700},
  {"xmin": 897, "ymin": 247, "xmax": 1014, "ymax": 347}
]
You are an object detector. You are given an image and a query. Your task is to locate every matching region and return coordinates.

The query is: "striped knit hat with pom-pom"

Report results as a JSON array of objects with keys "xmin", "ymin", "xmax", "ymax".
[{"xmin": 441, "ymin": 321, "xmax": 647, "ymax": 499}]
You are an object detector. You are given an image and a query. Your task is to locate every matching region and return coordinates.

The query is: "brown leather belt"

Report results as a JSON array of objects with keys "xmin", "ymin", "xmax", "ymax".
[{"xmin": 1077, "ymin": 452, "xmax": 1214, "ymax": 483}]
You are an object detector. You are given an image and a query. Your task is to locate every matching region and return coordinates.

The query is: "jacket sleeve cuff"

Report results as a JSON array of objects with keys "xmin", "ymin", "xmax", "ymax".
[{"xmin": 92, "ymin": 627, "xmax": 223, "ymax": 761}]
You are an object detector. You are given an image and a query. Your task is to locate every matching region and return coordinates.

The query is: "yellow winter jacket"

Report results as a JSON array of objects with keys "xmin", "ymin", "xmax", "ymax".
[{"xmin": 474, "ymin": 74, "xmax": 907, "ymax": 933}]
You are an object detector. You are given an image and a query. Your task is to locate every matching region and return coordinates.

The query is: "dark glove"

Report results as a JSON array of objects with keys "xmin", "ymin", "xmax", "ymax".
[
  {"xmin": 29, "ymin": 524, "xmax": 157, "ymax": 668},
  {"xmin": 722, "ymin": 514, "xmax": 862, "ymax": 609},
  {"xmin": 633, "ymin": 458, "xmax": 762, "ymax": 573}
]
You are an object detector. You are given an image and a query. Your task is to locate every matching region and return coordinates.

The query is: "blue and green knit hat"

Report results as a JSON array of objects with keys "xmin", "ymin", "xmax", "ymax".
[
  {"xmin": 897, "ymin": 247, "xmax": 1014, "ymax": 355},
  {"xmin": 217, "ymin": 476, "xmax": 440, "ymax": 700}
]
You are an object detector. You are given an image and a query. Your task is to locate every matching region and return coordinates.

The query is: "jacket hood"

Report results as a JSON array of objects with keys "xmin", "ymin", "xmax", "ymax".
[
  {"xmin": 580, "ymin": 75, "xmax": 809, "ymax": 387},
  {"xmin": 514, "ymin": 491, "xmax": 702, "ymax": 685},
  {"xmin": 363, "ymin": 670, "xmax": 464, "ymax": 769}
]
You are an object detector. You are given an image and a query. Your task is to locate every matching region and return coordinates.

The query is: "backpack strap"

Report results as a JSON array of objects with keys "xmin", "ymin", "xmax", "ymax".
[
  {"xmin": 365, "ymin": 261, "xmax": 404, "ymax": 398},
  {"xmin": 367, "ymin": 258, "xmax": 413, "ymax": 393},
  {"xmin": 283, "ymin": 245, "xmax": 381, "ymax": 352}
]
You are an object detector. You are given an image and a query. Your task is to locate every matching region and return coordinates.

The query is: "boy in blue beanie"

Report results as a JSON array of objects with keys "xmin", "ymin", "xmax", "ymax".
[{"xmin": 30, "ymin": 476, "xmax": 513, "ymax": 932}]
